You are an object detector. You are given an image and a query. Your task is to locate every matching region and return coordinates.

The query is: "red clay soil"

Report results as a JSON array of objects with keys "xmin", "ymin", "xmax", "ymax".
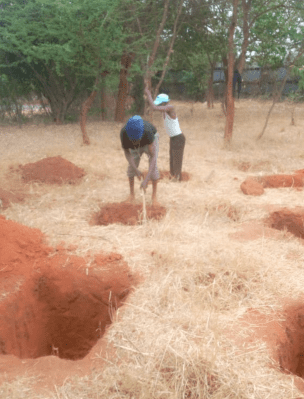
[
  {"xmin": 240, "ymin": 177, "xmax": 265, "ymax": 196},
  {"xmin": 0, "ymin": 188, "xmax": 25, "ymax": 209},
  {"xmin": 236, "ymin": 300, "xmax": 304, "ymax": 393},
  {"xmin": 19, "ymin": 156, "xmax": 86, "ymax": 184},
  {"xmin": 260, "ymin": 169, "xmax": 304, "ymax": 188},
  {"xmin": 0, "ymin": 215, "xmax": 136, "ymax": 390},
  {"xmin": 265, "ymin": 208, "xmax": 304, "ymax": 239},
  {"xmin": 240, "ymin": 169, "xmax": 304, "ymax": 195},
  {"xmin": 92, "ymin": 202, "xmax": 167, "ymax": 226}
]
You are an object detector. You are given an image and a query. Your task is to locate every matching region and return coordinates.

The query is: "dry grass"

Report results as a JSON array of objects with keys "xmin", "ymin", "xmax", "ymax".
[{"xmin": 1, "ymin": 99, "xmax": 304, "ymax": 397}]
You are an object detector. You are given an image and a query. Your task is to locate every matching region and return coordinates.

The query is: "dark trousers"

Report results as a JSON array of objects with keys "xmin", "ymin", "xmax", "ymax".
[{"xmin": 170, "ymin": 133, "xmax": 186, "ymax": 181}]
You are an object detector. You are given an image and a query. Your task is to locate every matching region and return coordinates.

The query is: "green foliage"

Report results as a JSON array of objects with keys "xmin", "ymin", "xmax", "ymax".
[{"xmin": 0, "ymin": 0, "xmax": 128, "ymax": 121}]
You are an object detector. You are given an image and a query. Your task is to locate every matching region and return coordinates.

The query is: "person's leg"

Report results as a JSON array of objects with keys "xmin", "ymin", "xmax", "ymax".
[
  {"xmin": 169, "ymin": 137, "xmax": 174, "ymax": 176},
  {"xmin": 126, "ymin": 177, "xmax": 135, "ymax": 203},
  {"xmin": 151, "ymin": 180, "xmax": 158, "ymax": 206},
  {"xmin": 145, "ymin": 134, "xmax": 160, "ymax": 204},
  {"xmin": 126, "ymin": 149, "xmax": 142, "ymax": 202},
  {"xmin": 171, "ymin": 134, "xmax": 186, "ymax": 181}
]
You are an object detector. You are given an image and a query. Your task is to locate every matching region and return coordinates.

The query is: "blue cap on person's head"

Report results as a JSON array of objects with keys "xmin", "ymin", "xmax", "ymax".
[
  {"xmin": 125, "ymin": 115, "xmax": 144, "ymax": 140},
  {"xmin": 154, "ymin": 93, "xmax": 169, "ymax": 105}
]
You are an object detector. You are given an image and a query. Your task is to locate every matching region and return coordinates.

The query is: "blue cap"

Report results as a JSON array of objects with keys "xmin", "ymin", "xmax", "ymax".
[
  {"xmin": 154, "ymin": 93, "xmax": 169, "ymax": 105},
  {"xmin": 125, "ymin": 115, "xmax": 144, "ymax": 140}
]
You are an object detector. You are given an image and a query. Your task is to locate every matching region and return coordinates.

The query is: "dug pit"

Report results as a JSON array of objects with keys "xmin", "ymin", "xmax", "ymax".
[
  {"xmin": 243, "ymin": 304, "xmax": 304, "ymax": 383},
  {"xmin": 0, "ymin": 266, "xmax": 132, "ymax": 360},
  {"xmin": 91, "ymin": 202, "xmax": 167, "ymax": 226},
  {"xmin": 0, "ymin": 216, "xmax": 135, "ymax": 361},
  {"xmin": 266, "ymin": 208, "xmax": 304, "ymax": 239}
]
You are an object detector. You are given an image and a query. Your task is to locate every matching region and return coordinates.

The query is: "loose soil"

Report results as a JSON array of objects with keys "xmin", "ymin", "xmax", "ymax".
[
  {"xmin": 0, "ymin": 215, "xmax": 136, "ymax": 389},
  {"xmin": 240, "ymin": 170, "xmax": 304, "ymax": 196},
  {"xmin": 91, "ymin": 202, "xmax": 167, "ymax": 226},
  {"xmin": 19, "ymin": 156, "xmax": 86, "ymax": 184}
]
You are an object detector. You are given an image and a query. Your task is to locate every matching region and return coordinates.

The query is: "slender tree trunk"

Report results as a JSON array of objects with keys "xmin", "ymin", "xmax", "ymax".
[
  {"xmin": 153, "ymin": 0, "xmax": 183, "ymax": 98},
  {"xmin": 257, "ymin": 51, "xmax": 304, "ymax": 140},
  {"xmin": 115, "ymin": 53, "xmax": 134, "ymax": 122},
  {"xmin": 100, "ymin": 75, "xmax": 107, "ymax": 120},
  {"xmin": 224, "ymin": 0, "xmax": 239, "ymax": 147},
  {"xmin": 237, "ymin": 0, "xmax": 251, "ymax": 74},
  {"xmin": 80, "ymin": 89, "xmax": 98, "ymax": 145},
  {"xmin": 256, "ymin": 73, "xmax": 289, "ymax": 141},
  {"xmin": 143, "ymin": 0, "xmax": 170, "ymax": 120},
  {"xmin": 79, "ymin": 70, "xmax": 109, "ymax": 145}
]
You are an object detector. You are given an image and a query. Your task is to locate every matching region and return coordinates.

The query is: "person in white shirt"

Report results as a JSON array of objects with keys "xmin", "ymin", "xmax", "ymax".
[{"xmin": 145, "ymin": 88, "xmax": 186, "ymax": 181}]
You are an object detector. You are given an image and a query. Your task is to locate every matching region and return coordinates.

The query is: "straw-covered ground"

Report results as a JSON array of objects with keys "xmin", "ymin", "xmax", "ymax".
[{"xmin": 1, "ymin": 98, "xmax": 304, "ymax": 398}]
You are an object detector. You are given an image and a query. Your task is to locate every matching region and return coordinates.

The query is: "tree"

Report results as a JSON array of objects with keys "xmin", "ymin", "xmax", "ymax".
[{"xmin": 0, "ymin": 0, "xmax": 126, "ymax": 124}]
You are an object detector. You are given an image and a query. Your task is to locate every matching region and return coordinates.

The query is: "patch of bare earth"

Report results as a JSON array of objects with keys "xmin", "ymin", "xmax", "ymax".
[{"xmin": 91, "ymin": 202, "xmax": 167, "ymax": 226}]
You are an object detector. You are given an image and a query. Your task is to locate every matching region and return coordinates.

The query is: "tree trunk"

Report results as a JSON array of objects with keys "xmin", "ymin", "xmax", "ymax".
[
  {"xmin": 115, "ymin": 53, "xmax": 134, "ymax": 122},
  {"xmin": 143, "ymin": 0, "xmax": 170, "ymax": 120},
  {"xmin": 224, "ymin": 0, "xmax": 239, "ymax": 147},
  {"xmin": 80, "ymin": 90, "xmax": 97, "ymax": 145},
  {"xmin": 100, "ymin": 75, "xmax": 107, "ymax": 120}
]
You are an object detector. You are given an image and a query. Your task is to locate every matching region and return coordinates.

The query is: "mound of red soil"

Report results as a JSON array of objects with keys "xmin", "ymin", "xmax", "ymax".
[
  {"xmin": 0, "ymin": 188, "xmax": 25, "ymax": 209},
  {"xmin": 0, "ymin": 215, "xmax": 135, "ymax": 388},
  {"xmin": 19, "ymin": 156, "xmax": 85, "ymax": 184},
  {"xmin": 260, "ymin": 169, "xmax": 304, "ymax": 188},
  {"xmin": 240, "ymin": 170, "xmax": 304, "ymax": 195},
  {"xmin": 240, "ymin": 177, "xmax": 264, "ymax": 196},
  {"xmin": 92, "ymin": 202, "xmax": 167, "ymax": 226}
]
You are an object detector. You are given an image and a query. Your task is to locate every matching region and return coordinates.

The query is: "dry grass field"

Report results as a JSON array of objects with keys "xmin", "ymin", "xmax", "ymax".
[{"xmin": 1, "ymin": 98, "xmax": 304, "ymax": 398}]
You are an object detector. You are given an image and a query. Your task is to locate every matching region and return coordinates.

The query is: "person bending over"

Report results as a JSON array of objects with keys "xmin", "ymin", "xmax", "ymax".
[{"xmin": 120, "ymin": 115, "xmax": 160, "ymax": 206}]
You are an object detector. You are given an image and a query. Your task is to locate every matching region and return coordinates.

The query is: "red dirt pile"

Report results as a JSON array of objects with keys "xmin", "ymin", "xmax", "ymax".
[
  {"xmin": 0, "ymin": 215, "xmax": 135, "ymax": 361},
  {"xmin": 240, "ymin": 177, "xmax": 265, "ymax": 196},
  {"xmin": 19, "ymin": 156, "xmax": 85, "ymax": 184},
  {"xmin": 92, "ymin": 202, "xmax": 167, "ymax": 226},
  {"xmin": 240, "ymin": 170, "xmax": 304, "ymax": 196}
]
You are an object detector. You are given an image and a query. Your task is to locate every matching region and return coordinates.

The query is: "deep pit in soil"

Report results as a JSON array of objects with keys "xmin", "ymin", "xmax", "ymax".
[
  {"xmin": 91, "ymin": 202, "xmax": 167, "ymax": 226},
  {"xmin": 266, "ymin": 208, "xmax": 304, "ymax": 239},
  {"xmin": 240, "ymin": 304, "xmax": 304, "ymax": 384},
  {"xmin": 277, "ymin": 303, "xmax": 304, "ymax": 378},
  {"xmin": 0, "ymin": 216, "xmax": 135, "ymax": 361}
]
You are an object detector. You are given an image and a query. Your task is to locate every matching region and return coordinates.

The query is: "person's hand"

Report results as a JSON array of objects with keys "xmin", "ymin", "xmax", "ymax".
[
  {"xmin": 136, "ymin": 170, "xmax": 143, "ymax": 180},
  {"xmin": 140, "ymin": 178, "xmax": 148, "ymax": 191}
]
